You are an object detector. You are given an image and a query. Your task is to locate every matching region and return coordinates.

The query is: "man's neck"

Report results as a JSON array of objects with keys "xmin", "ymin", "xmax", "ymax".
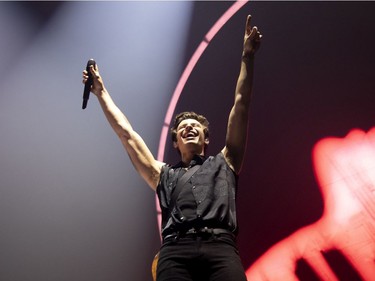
[{"xmin": 181, "ymin": 151, "xmax": 204, "ymax": 167}]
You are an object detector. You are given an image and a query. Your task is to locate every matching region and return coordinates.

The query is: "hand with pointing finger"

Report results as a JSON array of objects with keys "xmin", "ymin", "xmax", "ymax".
[{"xmin": 243, "ymin": 15, "xmax": 262, "ymax": 57}]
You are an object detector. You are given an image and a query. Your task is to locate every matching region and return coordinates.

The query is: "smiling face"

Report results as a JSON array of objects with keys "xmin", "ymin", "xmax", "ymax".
[
  {"xmin": 171, "ymin": 112, "xmax": 210, "ymax": 157},
  {"xmin": 175, "ymin": 118, "xmax": 208, "ymax": 151}
]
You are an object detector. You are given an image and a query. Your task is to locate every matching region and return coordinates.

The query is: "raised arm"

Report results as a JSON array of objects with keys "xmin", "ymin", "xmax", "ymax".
[
  {"xmin": 83, "ymin": 64, "xmax": 164, "ymax": 190},
  {"xmin": 222, "ymin": 15, "xmax": 262, "ymax": 174}
]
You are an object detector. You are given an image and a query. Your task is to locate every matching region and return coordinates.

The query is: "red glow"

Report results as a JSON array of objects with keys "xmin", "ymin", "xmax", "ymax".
[{"xmin": 246, "ymin": 128, "xmax": 375, "ymax": 280}]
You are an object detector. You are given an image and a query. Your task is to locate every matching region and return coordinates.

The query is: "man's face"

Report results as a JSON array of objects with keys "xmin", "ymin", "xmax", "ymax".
[{"xmin": 174, "ymin": 118, "xmax": 209, "ymax": 154}]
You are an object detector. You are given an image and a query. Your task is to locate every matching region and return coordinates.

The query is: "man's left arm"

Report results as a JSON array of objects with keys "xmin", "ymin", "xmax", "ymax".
[{"xmin": 222, "ymin": 15, "xmax": 262, "ymax": 174}]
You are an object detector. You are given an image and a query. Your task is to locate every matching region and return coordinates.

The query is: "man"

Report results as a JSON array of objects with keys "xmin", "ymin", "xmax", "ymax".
[{"xmin": 83, "ymin": 14, "xmax": 261, "ymax": 281}]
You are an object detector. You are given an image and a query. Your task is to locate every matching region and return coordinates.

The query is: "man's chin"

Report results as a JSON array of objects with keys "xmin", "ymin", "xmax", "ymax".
[
  {"xmin": 180, "ymin": 141, "xmax": 203, "ymax": 151},
  {"xmin": 183, "ymin": 140, "xmax": 200, "ymax": 146}
]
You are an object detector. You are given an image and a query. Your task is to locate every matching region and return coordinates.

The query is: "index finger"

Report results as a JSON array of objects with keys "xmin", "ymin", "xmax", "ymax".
[{"xmin": 245, "ymin": 15, "xmax": 252, "ymax": 36}]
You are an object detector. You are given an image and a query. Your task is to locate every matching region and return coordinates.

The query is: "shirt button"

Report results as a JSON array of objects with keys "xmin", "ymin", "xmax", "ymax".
[
  {"xmin": 180, "ymin": 216, "xmax": 185, "ymax": 221},
  {"xmin": 198, "ymin": 200, "xmax": 202, "ymax": 204},
  {"xmin": 192, "ymin": 186, "xmax": 196, "ymax": 189}
]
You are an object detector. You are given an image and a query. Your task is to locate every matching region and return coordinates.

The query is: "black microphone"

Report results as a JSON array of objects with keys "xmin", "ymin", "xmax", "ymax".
[{"xmin": 82, "ymin": 59, "xmax": 96, "ymax": 110}]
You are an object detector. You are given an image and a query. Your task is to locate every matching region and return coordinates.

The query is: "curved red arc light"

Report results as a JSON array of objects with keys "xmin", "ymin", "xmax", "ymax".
[{"xmin": 154, "ymin": 3, "xmax": 375, "ymax": 279}]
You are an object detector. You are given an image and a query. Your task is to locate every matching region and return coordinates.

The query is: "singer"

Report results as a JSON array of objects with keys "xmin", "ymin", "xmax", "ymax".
[{"xmin": 82, "ymin": 15, "xmax": 261, "ymax": 281}]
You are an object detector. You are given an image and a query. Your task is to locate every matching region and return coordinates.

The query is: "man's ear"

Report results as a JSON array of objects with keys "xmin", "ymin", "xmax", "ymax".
[
  {"xmin": 204, "ymin": 138, "xmax": 210, "ymax": 146},
  {"xmin": 173, "ymin": 141, "xmax": 178, "ymax": 149}
]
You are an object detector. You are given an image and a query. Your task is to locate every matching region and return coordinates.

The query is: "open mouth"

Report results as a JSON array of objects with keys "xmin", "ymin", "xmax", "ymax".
[{"xmin": 183, "ymin": 131, "xmax": 197, "ymax": 139}]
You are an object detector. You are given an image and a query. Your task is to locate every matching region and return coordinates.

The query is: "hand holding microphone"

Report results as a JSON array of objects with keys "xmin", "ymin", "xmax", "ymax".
[{"xmin": 82, "ymin": 59, "xmax": 96, "ymax": 109}]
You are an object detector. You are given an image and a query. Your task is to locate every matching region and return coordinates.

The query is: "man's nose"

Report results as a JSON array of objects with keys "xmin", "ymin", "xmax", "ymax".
[{"xmin": 184, "ymin": 124, "xmax": 193, "ymax": 131}]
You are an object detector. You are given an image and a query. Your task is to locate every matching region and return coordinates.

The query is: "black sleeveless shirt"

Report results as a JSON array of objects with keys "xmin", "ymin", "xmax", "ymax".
[{"xmin": 156, "ymin": 152, "xmax": 239, "ymax": 239}]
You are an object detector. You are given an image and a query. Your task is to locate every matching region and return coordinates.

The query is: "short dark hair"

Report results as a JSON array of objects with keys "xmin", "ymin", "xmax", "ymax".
[{"xmin": 170, "ymin": 111, "xmax": 210, "ymax": 143}]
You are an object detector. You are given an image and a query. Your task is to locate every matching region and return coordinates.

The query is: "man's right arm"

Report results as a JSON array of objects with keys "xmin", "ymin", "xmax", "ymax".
[{"xmin": 83, "ymin": 64, "xmax": 164, "ymax": 190}]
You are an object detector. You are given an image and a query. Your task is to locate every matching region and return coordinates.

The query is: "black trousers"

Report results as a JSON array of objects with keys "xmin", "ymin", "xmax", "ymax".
[{"xmin": 156, "ymin": 234, "xmax": 247, "ymax": 281}]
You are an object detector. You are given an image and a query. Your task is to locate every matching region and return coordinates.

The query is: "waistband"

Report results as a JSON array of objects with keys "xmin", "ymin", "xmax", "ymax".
[{"xmin": 163, "ymin": 227, "xmax": 235, "ymax": 242}]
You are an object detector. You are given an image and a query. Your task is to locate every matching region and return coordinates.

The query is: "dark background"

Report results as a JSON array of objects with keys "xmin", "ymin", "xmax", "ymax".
[
  {"xmin": 0, "ymin": 1, "xmax": 374, "ymax": 281},
  {"xmin": 165, "ymin": 1, "xmax": 375, "ymax": 279}
]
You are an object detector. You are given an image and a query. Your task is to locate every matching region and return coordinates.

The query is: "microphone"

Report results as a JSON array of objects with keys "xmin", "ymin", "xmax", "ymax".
[{"xmin": 82, "ymin": 59, "xmax": 96, "ymax": 110}]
